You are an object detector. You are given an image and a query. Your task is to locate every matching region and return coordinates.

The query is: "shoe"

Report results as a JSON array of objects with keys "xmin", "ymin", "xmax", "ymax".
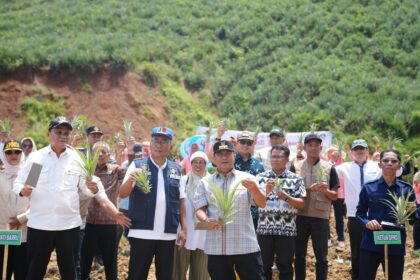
[
  {"xmin": 337, "ymin": 241, "xmax": 345, "ymax": 250},
  {"xmin": 328, "ymin": 239, "xmax": 332, "ymax": 247}
]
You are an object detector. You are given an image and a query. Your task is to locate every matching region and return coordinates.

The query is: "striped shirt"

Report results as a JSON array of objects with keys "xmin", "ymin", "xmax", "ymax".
[{"xmin": 193, "ymin": 169, "xmax": 260, "ymax": 255}]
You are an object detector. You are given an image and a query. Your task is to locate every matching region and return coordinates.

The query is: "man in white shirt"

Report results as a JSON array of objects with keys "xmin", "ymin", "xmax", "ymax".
[
  {"xmin": 14, "ymin": 117, "xmax": 102, "ymax": 280},
  {"xmin": 120, "ymin": 126, "xmax": 187, "ymax": 280},
  {"xmin": 335, "ymin": 139, "xmax": 382, "ymax": 280}
]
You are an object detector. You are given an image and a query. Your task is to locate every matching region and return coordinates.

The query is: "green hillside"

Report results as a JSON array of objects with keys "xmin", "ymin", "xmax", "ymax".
[{"xmin": 0, "ymin": 0, "xmax": 419, "ymax": 151}]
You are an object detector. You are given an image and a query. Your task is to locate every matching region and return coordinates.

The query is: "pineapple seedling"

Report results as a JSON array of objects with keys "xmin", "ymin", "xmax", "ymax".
[
  {"xmin": 132, "ymin": 165, "xmax": 152, "ymax": 194},
  {"xmin": 114, "ymin": 131, "xmax": 122, "ymax": 143},
  {"xmin": 0, "ymin": 119, "xmax": 12, "ymax": 134},
  {"xmin": 75, "ymin": 147, "xmax": 101, "ymax": 181},
  {"xmin": 123, "ymin": 120, "xmax": 133, "ymax": 140},
  {"xmin": 207, "ymin": 179, "xmax": 241, "ymax": 225},
  {"xmin": 386, "ymin": 135, "xmax": 402, "ymax": 149},
  {"xmin": 71, "ymin": 115, "xmax": 88, "ymax": 136},
  {"xmin": 316, "ymin": 168, "xmax": 326, "ymax": 183},
  {"xmin": 275, "ymin": 178, "xmax": 284, "ymax": 192},
  {"xmin": 381, "ymin": 189, "xmax": 416, "ymax": 228}
]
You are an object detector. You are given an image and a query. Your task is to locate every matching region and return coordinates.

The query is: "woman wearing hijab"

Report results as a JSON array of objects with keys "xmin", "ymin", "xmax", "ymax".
[
  {"xmin": 0, "ymin": 139, "xmax": 29, "ymax": 280},
  {"xmin": 20, "ymin": 137, "xmax": 37, "ymax": 161},
  {"xmin": 173, "ymin": 151, "xmax": 210, "ymax": 280}
]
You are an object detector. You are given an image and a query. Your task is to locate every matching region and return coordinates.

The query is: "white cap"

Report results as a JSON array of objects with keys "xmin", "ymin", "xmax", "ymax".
[{"xmin": 190, "ymin": 151, "xmax": 208, "ymax": 163}]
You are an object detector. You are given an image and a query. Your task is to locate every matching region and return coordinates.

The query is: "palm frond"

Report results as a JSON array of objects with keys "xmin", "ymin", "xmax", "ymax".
[
  {"xmin": 253, "ymin": 126, "xmax": 261, "ymax": 142},
  {"xmin": 114, "ymin": 131, "xmax": 122, "ymax": 142},
  {"xmin": 309, "ymin": 123, "xmax": 317, "ymax": 134},
  {"xmin": 123, "ymin": 120, "xmax": 133, "ymax": 140},
  {"xmin": 71, "ymin": 115, "xmax": 88, "ymax": 135},
  {"xmin": 207, "ymin": 179, "xmax": 241, "ymax": 224},
  {"xmin": 0, "ymin": 119, "xmax": 12, "ymax": 133},
  {"xmin": 386, "ymin": 135, "xmax": 402, "ymax": 149},
  {"xmin": 133, "ymin": 165, "xmax": 152, "ymax": 194},
  {"xmin": 381, "ymin": 189, "xmax": 416, "ymax": 227},
  {"xmin": 298, "ymin": 132, "xmax": 305, "ymax": 144},
  {"xmin": 275, "ymin": 178, "xmax": 284, "ymax": 192},
  {"xmin": 316, "ymin": 168, "xmax": 326, "ymax": 183},
  {"xmin": 75, "ymin": 147, "xmax": 100, "ymax": 181}
]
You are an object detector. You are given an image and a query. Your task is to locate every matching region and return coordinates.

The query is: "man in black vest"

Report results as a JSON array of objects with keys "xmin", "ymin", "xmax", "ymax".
[{"xmin": 120, "ymin": 126, "xmax": 187, "ymax": 280}]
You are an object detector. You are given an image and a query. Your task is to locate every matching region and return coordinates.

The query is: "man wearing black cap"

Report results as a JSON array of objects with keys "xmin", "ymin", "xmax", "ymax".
[
  {"xmin": 193, "ymin": 140, "xmax": 266, "ymax": 280},
  {"xmin": 255, "ymin": 128, "xmax": 286, "ymax": 170},
  {"xmin": 335, "ymin": 139, "xmax": 382, "ymax": 280},
  {"xmin": 120, "ymin": 126, "xmax": 187, "ymax": 280},
  {"xmin": 291, "ymin": 133, "xmax": 340, "ymax": 280},
  {"xmin": 13, "ymin": 116, "xmax": 103, "ymax": 280}
]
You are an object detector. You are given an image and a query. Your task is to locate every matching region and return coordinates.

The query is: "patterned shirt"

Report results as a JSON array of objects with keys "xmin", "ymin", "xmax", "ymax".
[
  {"xmin": 193, "ymin": 169, "xmax": 260, "ymax": 255},
  {"xmin": 86, "ymin": 163, "xmax": 126, "ymax": 225},
  {"xmin": 235, "ymin": 153, "xmax": 265, "ymax": 221},
  {"xmin": 256, "ymin": 169, "xmax": 306, "ymax": 236}
]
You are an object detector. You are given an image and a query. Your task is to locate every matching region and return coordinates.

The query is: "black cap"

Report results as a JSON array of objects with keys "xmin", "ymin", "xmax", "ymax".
[
  {"xmin": 304, "ymin": 133, "xmax": 322, "ymax": 144},
  {"xmin": 133, "ymin": 142, "xmax": 143, "ymax": 155},
  {"xmin": 86, "ymin": 126, "xmax": 103, "ymax": 135},
  {"xmin": 269, "ymin": 128, "xmax": 284, "ymax": 138},
  {"xmin": 213, "ymin": 140, "xmax": 235, "ymax": 154},
  {"xmin": 3, "ymin": 139, "xmax": 22, "ymax": 152},
  {"xmin": 48, "ymin": 116, "xmax": 72, "ymax": 131}
]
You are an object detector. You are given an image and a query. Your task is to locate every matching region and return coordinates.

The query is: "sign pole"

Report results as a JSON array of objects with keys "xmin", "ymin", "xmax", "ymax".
[
  {"xmin": 2, "ymin": 225, "xmax": 9, "ymax": 280},
  {"xmin": 384, "ymin": 244, "xmax": 389, "ymax": 280}
]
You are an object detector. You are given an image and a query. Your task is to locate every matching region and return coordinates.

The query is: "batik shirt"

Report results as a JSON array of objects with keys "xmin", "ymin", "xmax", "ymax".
[{"xmin": 256, "ymin": 169, "xmax": 306, "ymax": 236}]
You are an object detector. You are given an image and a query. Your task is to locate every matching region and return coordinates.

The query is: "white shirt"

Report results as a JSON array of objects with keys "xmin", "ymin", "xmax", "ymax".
[
  {"xmin": 178, "ymin": 175, "xmax": 206, "ymax": 251},
  {"xmin": 335, "ymin": 160, "xmax": 382, "ymax": 217},
  {"xmin": 79, "ymin": 176, "xmax": 107, "ymax": 230},
  {"xmin": 123, "ymin": 157, "xmax": 185, "ymax": 240},
  {"xmin": 0, "ymin": 171, "xmax": 30, "ymax": 242},
  {"xmin": 13, "ymin": 145, "xmax": 100, "ymax": 231}
]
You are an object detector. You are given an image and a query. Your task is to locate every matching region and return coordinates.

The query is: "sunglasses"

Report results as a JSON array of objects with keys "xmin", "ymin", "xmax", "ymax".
[
  {"xmin": 239, "ymin": 140, "xmax": 253, "ymax": 146},
  {"xmin": 5, "ymin": 150, "xmax": 22, "ymax": 155},
  {"xmin": 381, "ymin": 158, "xmax": 399, "ymax": 164}
]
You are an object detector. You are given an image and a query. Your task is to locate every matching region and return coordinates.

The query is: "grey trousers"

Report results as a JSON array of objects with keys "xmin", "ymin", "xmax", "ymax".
[{"xmin": 172, "ymin": 247, "xmax": 210, "ymax": 280}]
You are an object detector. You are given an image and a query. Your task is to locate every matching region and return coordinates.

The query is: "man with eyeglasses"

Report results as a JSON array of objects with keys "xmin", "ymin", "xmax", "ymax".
[
  {"xmin": 291, "ymin": 133, "xmax": 340, "ymax": 280},
  {"xmin": 256, "ymin": 145, "xmax": 306, "ymax": 280},
  {"xmin": 120, "ymin": 126, "xmax": 187, "ymax": 280},
  {"xmin": 234, "ymin": 131, "xmax": 265, "ymax": 229},
  {"xmin": 335, "ymin": 139, "xmax": 382, "ymax": 280},
  {"xmin": 356, "ymin": 149, "xmax": 416, "ymax": 280},
  {"xmin": 13, "ymin": 116, "xmax": 104, "ymax": 280},
  {"xmin": 1, "ymin": 139, "xmax": 30, "ymax": 279}
]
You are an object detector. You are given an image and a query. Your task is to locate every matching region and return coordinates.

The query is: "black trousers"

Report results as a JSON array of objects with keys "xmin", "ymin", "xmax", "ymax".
[
  {"xmin": 0, "ymin": 243, "xmax": 28, "ymax": 280},
  {"xmin": 294, "ymin": 216, "xmax": 329, "ymax": 280},
  {"xmin": 332, "ymin": 199, "xmax": 346, "ymax": 241},
  {"xmin": 81, "ymin": 224, "xmax": 118, "ymax": 280},
  {"xmin": 128, "ymin": 237, "xmax": 175, "ymax": 280},
  {"xmin": 26, "ymin": 227, "xmax": 79, "ymax": 280},
  {"xmin": 207, "ymin": 251, "xmax": 265, "ymax": 280},
  {"xmin": 413, "ymin": 217, "xmax": 420, "ymax": 251},
  {"xmin": 258, "ymin": 235, "xmax": 294, "ymax": 280},
  {"xmin": 359, "ymin": 250, "xmax": 404, "ymax": 280},
  {"xmin": 348, "ymin": 217, "xmax": 363, "ymax": 280}
]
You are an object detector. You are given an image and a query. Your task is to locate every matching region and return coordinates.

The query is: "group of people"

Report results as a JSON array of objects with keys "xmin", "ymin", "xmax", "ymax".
[{"xmin": 0, "ymin": 117, "xmax": 418, "ymax": 280}]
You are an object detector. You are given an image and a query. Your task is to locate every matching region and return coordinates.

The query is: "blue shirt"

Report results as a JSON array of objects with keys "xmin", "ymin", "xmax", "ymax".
[{"xmin": 356, "ymin": 177, "xmax": 416, "ymax": 256}]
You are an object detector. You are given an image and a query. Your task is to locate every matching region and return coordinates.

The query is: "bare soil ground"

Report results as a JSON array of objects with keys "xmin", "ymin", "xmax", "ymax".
[
  {"xmin": 44, "ymin": 214, "xmax": 420, "ymax": 279},
  {"xmin": 0, "ymin": 66, "xmax": 169, "ymax": 140}
]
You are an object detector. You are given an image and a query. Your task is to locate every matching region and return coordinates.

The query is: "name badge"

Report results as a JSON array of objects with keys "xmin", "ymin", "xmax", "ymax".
[{"xmin": 169, "ymin": 168, "xmax": 181, "ymax": 180}]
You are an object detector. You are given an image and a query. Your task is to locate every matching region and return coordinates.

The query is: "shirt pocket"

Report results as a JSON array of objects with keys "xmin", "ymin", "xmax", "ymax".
[
  {"xmin": 62, "ymin": 169, "xmax": 79, "ymax": 191},
  {"xmin": 36, "ymin": 166, "xmax": 50, "ymax": 186},
  {"xmin": 314, "ymin": 193, "xmax": 330, "ymax": 211}
]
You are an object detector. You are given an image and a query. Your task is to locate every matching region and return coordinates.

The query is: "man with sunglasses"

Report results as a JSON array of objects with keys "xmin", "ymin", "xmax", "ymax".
[
  {"xmin": 234, "ymin": 131, "xmax": 265, "ymax": 229},
  {"xmin": 120, "ymin": 126, "xmax": 187, "ymax": 280},
  {"xmin": 356, "ymin": 149, "xmax": 416, "ymax": 280},
  {"xmin": 0, "ymin": 139, "xmax": 29, "ymax": 280},
  {"xmin": 335, "ymin": 139, "xmax": 382, "ymax": 280},
  {"xmin": 13, "ymin": 116, "xmax": 103, "ymax": 280}
]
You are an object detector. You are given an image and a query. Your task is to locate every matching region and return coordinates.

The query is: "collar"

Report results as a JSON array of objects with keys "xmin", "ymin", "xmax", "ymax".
[
  {"xmin": 306, "ymin": 158, "xmax": 320, "ymax": 166},
  {"xmin": 215, "ymin": 168, "xmax": 236, "ymax": 178},
  {"xmin": 150, "ymin": 156, "xmax": 167, "ymax": 170},
  {"xmin": 353, "ymin": 160, "xmax": 367, "ymax": 167},
  {"xmin": 236, "ymin": 153, "xmax": 252, "ymax": 163},
  {"xmin": 46, "ymin": 145, "xmax": 70, "ymax": 157},
  {"xmin": 377, "ymin": 176, "xmax": 403, "ymax": 189},
  {"xmin": 270, "ymin": 169, "xmax": 287, "ymax": 178}
]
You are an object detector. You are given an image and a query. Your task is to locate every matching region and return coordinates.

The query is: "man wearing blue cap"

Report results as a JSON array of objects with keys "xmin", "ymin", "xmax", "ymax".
[
  {"xmin": 120, "ymin": 126, "xmax": 187, "ymax": 280},
  {"xmin": 335, "ymin": 139, "xmax": 382, "ymax": 280}
]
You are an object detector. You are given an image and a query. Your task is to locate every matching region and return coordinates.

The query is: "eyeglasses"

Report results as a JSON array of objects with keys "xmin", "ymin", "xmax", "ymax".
[
  {"xmin": 5, "ymin": 150, "xmax": 22, "ymax": 155},
  {"xmin": 271, "ymin": 155, "xmax": 287, "ymax": 160},
  {"xmin": 381, "ymin": 158, "xmax": 399, "ymax": 164},
  {"xmin": 151, "ymin": 139, "xmax": 170, "ymax": 146},
  {"xmin": 192, "ymin": 160, "xmax": 206, "ymax": 166},
  {"xmin": 239, "ymin": 140, "xmax": 253, "ymax": 146},
  {"xmin": 22, "ymin": 144, "xmax": 33, "ymax": 148},
  {"xmin": 51, "ymin": 130, "xmax": 71, "ymax": 137}
]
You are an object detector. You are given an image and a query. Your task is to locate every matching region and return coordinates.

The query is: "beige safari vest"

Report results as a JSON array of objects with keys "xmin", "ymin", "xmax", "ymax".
[{"xmin": 295, "ymin": 159, "xmax": 333, "ymax": 220}]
